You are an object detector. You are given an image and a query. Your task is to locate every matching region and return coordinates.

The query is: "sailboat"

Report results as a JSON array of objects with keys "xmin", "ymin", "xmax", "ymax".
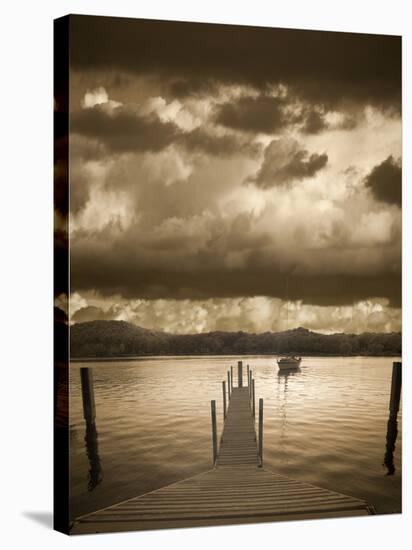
[
  {"xmin": 277, "ymin": 355, "xmax": 302, "ymax": 370},
  {"xmin": 277, "ymin": 275, "xmax": 302, "ymax": 371}
]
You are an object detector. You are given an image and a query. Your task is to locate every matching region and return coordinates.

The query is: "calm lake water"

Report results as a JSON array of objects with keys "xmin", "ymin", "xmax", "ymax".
[{"xmin": 69, "ymin": 356, "xmax": 402, "ymax": 520}]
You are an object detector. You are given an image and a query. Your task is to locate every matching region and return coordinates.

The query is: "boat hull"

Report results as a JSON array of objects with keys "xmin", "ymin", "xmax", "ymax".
[{"xmin": 277, "ymin": 358, "xmax": 302, "ymax": 370}]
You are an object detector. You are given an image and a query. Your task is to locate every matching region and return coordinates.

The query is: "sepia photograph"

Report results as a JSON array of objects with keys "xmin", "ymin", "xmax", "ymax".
[{"xmin": 53, "ymin": 14, "xmax": 402, "ymax": 535}]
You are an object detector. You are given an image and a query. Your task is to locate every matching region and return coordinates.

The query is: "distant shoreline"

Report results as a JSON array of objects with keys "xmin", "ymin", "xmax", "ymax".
[
  {"xmin": 70, "ymin": 352, "xmax": 402, "ymax": 363},
  {"xmin": 69, "ymin": 321, "xmax": 401, "ymax": 359}
]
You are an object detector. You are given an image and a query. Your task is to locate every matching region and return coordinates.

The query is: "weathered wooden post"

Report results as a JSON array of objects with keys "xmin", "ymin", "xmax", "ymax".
[
  {"xmin": 384, "ymin": 413, "xmax": 398, "ymax": 475},
  {"xmin": 85, "ymin": 420, "xmax": 103, "ymax": 490},
  {"xmin": 210, "ymin": 400, "xmax": 218, "ymax": 465},
  {"xmin": 258, "ymin": 398, "xmax": 264, "ymax": 466},
  {"xmin": 222, "ymin": 381, "xmax": 227, "ymax": 419},
  {"xmin": 382, "ymin": 362, "xmax": 401, "ymax": 475},
  {"xmin": 227, "ymin": 371, "xmax": 231, "ymax": 400},
  {"xmin": 252, "ymin": 378, "xmax": 256, "ymax": 418},
  {"xmin": 230, "ymin": 366, "xmax": 233, "ymax": 390},
  {"xmin": 247, "ymin": 364, "xmax": 250, "ymax": 387},
  {"xmin": 249, "ymin": 369, "xmax": 252, "ymax": 396},
  {"xmin": 80, "ymin": 367, "xmax": 96, "ymax": 424},
  {"xmin": 80, "ymin": 368, "xmax": 103, "ymax": 490},
  {"xmin": 389, "ymin": 362, "xmax": 402, "ymax": 418},
  {"xmin": 238, "ymin": 360, "xmax": 243, "ymax": 387}
]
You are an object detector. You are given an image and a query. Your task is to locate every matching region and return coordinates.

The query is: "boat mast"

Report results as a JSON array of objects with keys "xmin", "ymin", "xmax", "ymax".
[{"xmin": 286, "ymin": 275, "xmax": 289, "ymax": 330}]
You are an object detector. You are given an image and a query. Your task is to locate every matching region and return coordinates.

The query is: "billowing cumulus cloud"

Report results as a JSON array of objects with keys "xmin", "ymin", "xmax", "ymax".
[
  {"xmin": 364, "ymin": 155, "xmax": 401, "ymax": 206},
  {"xmin": 64, "ymin": 16, "xmax": 402, "ymax": 334},
  {"xmin": 71, "ymin": 305, "xmax": 115, "ymax": 323},
  {"xmin": 71, "ymin": 91, "xmax": 260, "ymax": 159},
  {"xmin": 69, "ymin": 293, "xmax": 401, "ymax": 335},
  {"xmin": 246, "ymin": 138, "xmax": 328, "ymax": 188},
  {"xmin": 81, "ymin": 86, "xmax": 107, "ymax": 108},
  {"xmin": 71, "ymin": 104, "xmax": 181, "ymax": 153}
]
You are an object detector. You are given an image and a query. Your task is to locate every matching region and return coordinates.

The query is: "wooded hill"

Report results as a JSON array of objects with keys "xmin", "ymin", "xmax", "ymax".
[{"xmin": 69, "ymin": 320, "xmax": 401, "ymax": 358}]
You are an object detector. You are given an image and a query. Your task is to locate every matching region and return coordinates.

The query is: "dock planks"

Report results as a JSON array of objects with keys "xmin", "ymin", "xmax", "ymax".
[
  {"xmin": 72, "ymin": 378, "xmax": 371, "ymax": 534},
  {"xmin": 217, "ymin": 387, "xmax": 259, "ymax": 466}
]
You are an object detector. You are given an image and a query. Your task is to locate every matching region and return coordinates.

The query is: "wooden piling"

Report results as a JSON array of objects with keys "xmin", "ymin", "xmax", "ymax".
[
  {"xmin": 238, "ymin": 360, "xmax": 243, "ymax": 387},
  {"xmin": 384, "ymin": 414, "xmax": 398, "ymax": 475},
  {"xmin": 252, "ymin": 378, "xmax": 256, "ymax": 418},
  {"xmin": 227, "ymin": 371, "xmax": 231, "ymax": 400},
  {"xmin": 222, "ymin": 381, "xmax": 227, "ymax": 419},
  {"xmin": 258, "ymin": 398, "xmax": 264, "ymax": 466},
  {"xmin": 80, "ymin": 367, "xmax": 96, "ymax": 424},
  {"xmin": 389, "ymin": 362, "xmax": 402, "ymax": 417},
  {"xmin": 247, "ymin": 364, "xmax": 250, "ymax": 387},
  {"xmin": 211, "ymin": 400, "xmax": 218, "ymax": 465},
  {"xmin": 248, "ymin": 370, "xmax": 252, "ymax": 396},
  {"xmin": 230, "ymin": 366, "xmax": 233, "ymax": 390}
]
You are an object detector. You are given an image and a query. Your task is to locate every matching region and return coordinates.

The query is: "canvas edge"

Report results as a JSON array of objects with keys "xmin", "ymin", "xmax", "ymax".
[{"xmin": 53, "ymin": 13, "xmax": 70, "ymax": 536}]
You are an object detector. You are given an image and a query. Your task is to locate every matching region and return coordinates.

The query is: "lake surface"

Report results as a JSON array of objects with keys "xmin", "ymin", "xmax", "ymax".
[{"xmin": 69, "ymin": 356, "xmax": 402, "ymax": 520}]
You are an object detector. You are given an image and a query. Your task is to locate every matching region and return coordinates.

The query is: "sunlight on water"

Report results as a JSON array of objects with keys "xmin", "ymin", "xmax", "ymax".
[{"xmin": 69, "ymin": 356, "xmax": 401, "ymax": 519}]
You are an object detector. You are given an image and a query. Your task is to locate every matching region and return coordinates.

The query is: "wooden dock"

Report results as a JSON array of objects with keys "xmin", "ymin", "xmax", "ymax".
[
  {"xmin": 72, "ymin": 363, "xmax": 372, "ymax": 534},
  {"xmin": 217, "ymin": 387, "xmax": 259, "ymax": 467}
]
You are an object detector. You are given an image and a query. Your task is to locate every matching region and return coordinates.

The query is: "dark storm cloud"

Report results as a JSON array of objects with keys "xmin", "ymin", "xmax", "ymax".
[
  {"xmin": 301, "ymin": 110, "xmax": 328, "ymax": 134},
  {"xmin": 215, "ymin": 96, "xmax": 287, "ymax": 134},
  {"xmin": 215, "ymin": 96, "xmax": 357, "ymax": 136},
  {"xmin": 247, "ymin": 138, "xmax": 328, "ymax": 188},
  {"xmin": 71, "ymin": 104, "xmax": 260, "ymax": 158},
  {"xmin": 364, "ymin": 156, "xmax": 402, "ymax": 206},
  {"xmin": 71, "ymin": 106, "xmax": 180, "ymax": 153},
  {"xmin": 70, "ymin": 242, "xmax": 401, "ymax": 308},
  {"xmin": 69, "ymin": 15, "xmax": 401, "ymax": 110},
  {"xmin": 66, "ymin": 15, "xmax": 402, "ymax": 332},
  {"xmin": 179, "ymin": 128, "xmax": 261, "ymax": 157},
  {"xmin": 168, "ymin": 78, "xmax": 217, "ymax": 98},
  {"xmin": 69, "ymin": 164, "xmax": 91, "ymax": 214}
]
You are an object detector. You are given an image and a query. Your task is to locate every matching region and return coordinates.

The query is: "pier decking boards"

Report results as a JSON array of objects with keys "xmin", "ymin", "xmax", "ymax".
[
  {"xmin": 217, "ymin": 387, "xmax": 259, "ymax": 466},
  {"xmin": 72, "ymin": 374, "xmax": 371, "ymax": 534}
]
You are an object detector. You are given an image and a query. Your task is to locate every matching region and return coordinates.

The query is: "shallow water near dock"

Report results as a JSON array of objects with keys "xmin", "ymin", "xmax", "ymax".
[{"xmin": 69, "ymin": 356, "xmax": 401, "ymax": 520}]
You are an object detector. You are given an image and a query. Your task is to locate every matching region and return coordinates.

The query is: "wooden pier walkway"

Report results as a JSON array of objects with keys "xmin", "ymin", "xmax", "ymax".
[
  {"xmin": 72, "ymin": 364, "xmax": 372, "ymax": 534},
  {"xmin": 217, "ymin": 387, "xmax": 259, "ymax": 467}
]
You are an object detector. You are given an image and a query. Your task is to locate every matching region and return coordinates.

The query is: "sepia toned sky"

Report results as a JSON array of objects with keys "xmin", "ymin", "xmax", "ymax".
[{"xmin": 61, "ymin": 15, "xmax": 402, "ymax": 334}]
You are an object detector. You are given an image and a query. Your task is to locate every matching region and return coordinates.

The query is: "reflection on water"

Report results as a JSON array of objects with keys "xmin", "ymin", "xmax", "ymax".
[
  {"xmin": 276, "ymin": 369, "xmax": 299, "ymax": 458},
  {"xmin": 383, "ymin": 413, "xmax": 399, "ymax": 476},
  {"xmin": 383, "ymin": 363, "xmax": 401, "ymax": 476},
  {"xmin": 70, "ymin": 356, "xmax": 402, "ymax": 519},
  {"xmin": 85, "ymin": 421, "xmax": 103, "ymax": 491},
  {"xmin": 79, "ymin": 367, "xmax": 103, "ymax": 491}
]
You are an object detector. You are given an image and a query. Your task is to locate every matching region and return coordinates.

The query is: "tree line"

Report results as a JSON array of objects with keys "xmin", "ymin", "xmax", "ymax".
[{"xmin": 69, "ymin": 320, "xmax": 402, "ymax": 358}]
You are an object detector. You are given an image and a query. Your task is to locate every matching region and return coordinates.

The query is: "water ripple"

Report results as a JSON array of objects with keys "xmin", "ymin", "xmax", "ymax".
[{"xmin": 69, "ymin": 355, "xmax": 401, "ymax": 519}]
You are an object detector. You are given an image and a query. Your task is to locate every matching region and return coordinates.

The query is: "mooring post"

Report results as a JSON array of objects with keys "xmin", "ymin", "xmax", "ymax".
[
  {"xmin": 80, "ymin": 367, "xmax": 96, "ymax": 425},
  {"xmin": 227, "ymin": 371, "xmax": 231, "ymax": 400},
  {"xmin": 247, "ymin": 364, "xmax": 250, "ymax": 387},
  {"xmin": 222, "ymin": 381, "xmax": 227, "ymax": 419},
  {"xmin": 211, "ymin": 400, "xmax": 218, "ymax": 465},
  {"xmin": 384, "ymin": 412, "xmax": 398, "ymax": 476},
  {"xmin": 238, "ymin": 360, "xmax": 243, "ymax": 387},
  {"xmin": 230, "ymin": 366, "xmax": 233, "ymax": 390},
  {"xmin": 389, "ymin": 362, "xmax": 402, "ymax": 418},
  {"xmin": 252, "ymin": 378, "xmax": 256, "ymax": 418},
  {"xmin": 249, "ymin": 369, "xmax": 252, "ymax": 396},
  {"xmin": 258, "ymin": 398, "xmax": 264, "ymax": 466}
]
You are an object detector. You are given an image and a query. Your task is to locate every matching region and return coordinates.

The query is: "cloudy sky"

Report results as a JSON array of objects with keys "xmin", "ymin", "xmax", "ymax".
[{"xmin": 59, "ymin": 15, "xmax": 402, "ymax": 334}]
